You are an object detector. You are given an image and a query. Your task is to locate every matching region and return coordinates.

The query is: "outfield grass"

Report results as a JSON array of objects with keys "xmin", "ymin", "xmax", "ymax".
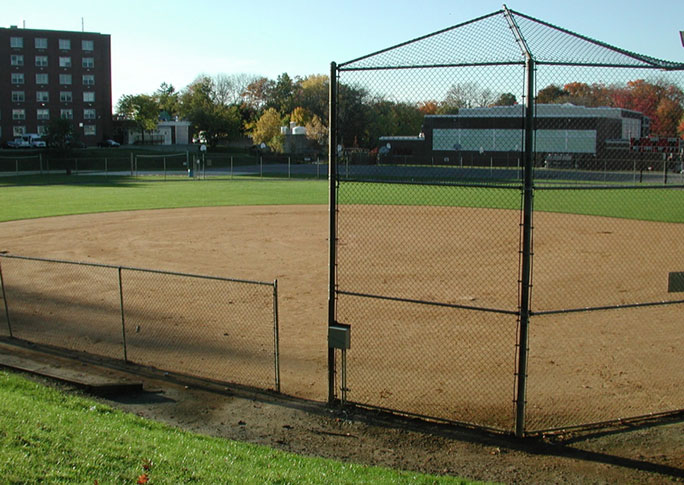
[
  {"xmin": 0, "ymin": 371, "xmax": 476, "ymax": 484},
  {"xmin": 1, "ymin": 175, "xmax": 682, "ymax": 224},
  {"xmin": 0, "ymin": 178, "xmax": 328, "ymax": 223}
]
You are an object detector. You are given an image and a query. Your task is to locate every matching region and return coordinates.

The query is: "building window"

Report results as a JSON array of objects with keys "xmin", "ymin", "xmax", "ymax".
[
  {"xmin": 59, "ymin": 74, "xmax": 72, "ymax": 85},
  {"xmin": 36, "ymin": 73, "xmax": 48, "ymax": 84},
  {"xmin": 35, "ymin": 55, "xmax": 48, "ymax": 67},
  {"xmin": 12, "ymin": 109, "xmax": 26, "ymax": 121},
  {"xmin": 83, "ymin": 91, "xmax": 95, "ymax": 103},
  {"xmin": 37, "ymin": 109, "xmax": 50, "ymax": 121},
  {"xmin": 36, "ymin": 91, "xmax": 49, "ymax": 102},
  {"xmin": 59, "ymin": 56, "xmax": 72, "ymax": 68},
  {"xmin": 82, "ymin": 40, "xmax": 94, "ymax": 51},
  {"xmin": 84, "ymin": 109, "xmax": 96, "ymax": 120},
  {"xmin": 10, "ymin": 37, "xmax": 23, "ymax": 48},
  {"xmin": 13, "ymin": 126, "xmax": 26, "ymax": 137},
  {"xmin": 60, "ymin": 91, "xmax": 73, "ymax": 102},
  {"xmin": 82, "ymin": 74, "xmax": 95, "ymax": 86},
  {"xmin": 10, "ymin": 54, "xmax": 24, "ymax": 66},
  {"xmin": 37, "ymin": 125, "xmax": 49, "ymax": 136},
  {"xmin": 82, "ymin": 57, "xmax": 94, "ymax": 68},
  {"xmin": 60, "ymin": 109, "xmax": 73, "ymax": 120},
  {"xmin": 35, "ymin": 37, "xmax": 47, "ymax": 49},
  {"xmin": 11, "ymin": 91, "xmax": 25, "ymax": 102},
  {"xmin": 84, "ymin": 125, "xmax": 96, "ymax": 136},
  {"xmin": 11, "ymin": 73, "xmax": 24, "ymax": 84},
  {"xmin": 59, "ymin": 38, "xmax": 70, "ymax": 50}
]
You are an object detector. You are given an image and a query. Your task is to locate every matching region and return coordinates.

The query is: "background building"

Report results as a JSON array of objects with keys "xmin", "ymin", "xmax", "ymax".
[
  {"xmin": 0, "ymin": 25, "xmax": 112, "ymax": 146},
  {"xmin": 380, "ymin": 104, "xmax": 651, "ymax": 167}
]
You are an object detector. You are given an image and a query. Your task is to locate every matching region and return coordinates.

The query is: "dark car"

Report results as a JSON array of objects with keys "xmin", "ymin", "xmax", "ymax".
[{"xmin": 98, "ymin": 139, "xmax": 120, "ymax": 148}]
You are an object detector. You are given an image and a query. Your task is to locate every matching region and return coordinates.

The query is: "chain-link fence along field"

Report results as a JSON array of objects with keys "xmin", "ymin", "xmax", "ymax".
[{"xmin": 327, "ymin": 7, "xmax": 684, "ymax": 435}]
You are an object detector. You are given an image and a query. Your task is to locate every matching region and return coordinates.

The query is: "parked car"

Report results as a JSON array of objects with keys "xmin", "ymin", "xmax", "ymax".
[
  {"xmin": 6, "ymin": 137, "xmax": 31, "ymax": 148},
  {"xmin": 98, "ymin": 139, "xmax": 120, "ymax": 147},
  {"xmin": 22, "ymin": 133, "xmax": 46, "ymax": 148}
]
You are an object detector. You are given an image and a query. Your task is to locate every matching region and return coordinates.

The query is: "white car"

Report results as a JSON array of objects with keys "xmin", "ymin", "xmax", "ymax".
[
  {"xmin": 21, "ymin": 134, "xmax": 46, "ymax": 148},
  {"xmin": 6, "ymin": 137, "xmax": 31, "ymax": 148}
]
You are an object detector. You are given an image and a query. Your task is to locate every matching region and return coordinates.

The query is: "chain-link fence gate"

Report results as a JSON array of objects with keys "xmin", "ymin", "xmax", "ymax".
[{"xmin": 327, "ymin": 7, "xmax": 684, "ymax": 436}]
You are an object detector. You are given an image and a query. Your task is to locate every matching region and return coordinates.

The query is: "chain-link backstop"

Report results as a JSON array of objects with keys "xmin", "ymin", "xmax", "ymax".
[
  {"xmin": 0, "ymin": 254, "xmax": 280, "ymax": 392},
  {"xmin": 327, "ymin": 7, "xmax": 684, "ymax": 435}
]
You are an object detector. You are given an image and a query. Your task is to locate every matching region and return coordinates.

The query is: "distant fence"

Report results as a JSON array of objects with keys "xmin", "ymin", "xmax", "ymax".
[
  {"xmin": 0, "ymin": 254, "xmax": 280, "ymax": 392},
  {"xmin": 0, "ymin": 151, "xmax": 329, "ymax": 181}
]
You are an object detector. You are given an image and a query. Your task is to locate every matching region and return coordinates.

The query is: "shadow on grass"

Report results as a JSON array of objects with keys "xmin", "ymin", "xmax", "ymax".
[{"xmin": 0, "ymin": 174, "xmax": 181, "ymax": 188}]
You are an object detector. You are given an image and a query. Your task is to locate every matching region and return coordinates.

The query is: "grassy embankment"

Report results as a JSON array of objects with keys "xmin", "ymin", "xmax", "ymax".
[{"xmin": 0, "ymin": 371, "xmax": 476, "ymax": 483}]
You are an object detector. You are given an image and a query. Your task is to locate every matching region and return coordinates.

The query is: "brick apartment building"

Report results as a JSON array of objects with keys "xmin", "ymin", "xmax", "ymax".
[{"xmin": 0, "ymin": 26, "xmax": 112, "ymax": 146}]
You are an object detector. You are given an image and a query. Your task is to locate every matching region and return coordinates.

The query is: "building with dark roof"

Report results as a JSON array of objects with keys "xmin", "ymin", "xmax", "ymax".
[{"xmin": 379, "ymin": 104, "xmax": 650, "ymax": 167}]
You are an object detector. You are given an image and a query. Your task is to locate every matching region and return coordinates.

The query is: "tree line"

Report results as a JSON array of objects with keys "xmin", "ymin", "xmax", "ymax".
[{"xmin": 115, "ymin": 74, "xmax": 684, "ymax": 153}]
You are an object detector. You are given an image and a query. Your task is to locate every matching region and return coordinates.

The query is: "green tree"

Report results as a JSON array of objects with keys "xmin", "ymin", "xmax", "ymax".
[
  {"xmin": 154, "ymin": 83, "xmax": 180, "ymax": 118},
  {"xmin": 269, "ymin": 73, "xmax": 296, "ymax": 114},
  {"xmin": 536, "ymin": 84, "xmax": 568, "ymax": 104},
  {"xmin": 180, "ymin": 76, "xmax": 242, "ymax": 146},
  {"xmin": 491, "ymin": 92, "xmax": 517, "ymax": 106},
  {"xmin": 45, "ymin": 118, "xmax": 76, "ymax": 155},
  {"xmin": 337, "ymin": 83, "xmax": 369, "ymax": 147},
  {"xmin": 116, "ymin": 94, "xmax": 159, "ymax": 144}
]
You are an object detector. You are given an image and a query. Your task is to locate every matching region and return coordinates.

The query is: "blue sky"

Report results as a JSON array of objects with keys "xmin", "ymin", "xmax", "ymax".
[{"xmin": 11, "ymin": 0, "xmax": 684, "ymax": 106}]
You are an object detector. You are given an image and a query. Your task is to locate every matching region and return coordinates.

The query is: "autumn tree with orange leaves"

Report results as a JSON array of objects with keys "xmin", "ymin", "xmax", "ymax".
[{"xmin": 537, "ymin": 79, "xmax": 684, "ymax": 138}]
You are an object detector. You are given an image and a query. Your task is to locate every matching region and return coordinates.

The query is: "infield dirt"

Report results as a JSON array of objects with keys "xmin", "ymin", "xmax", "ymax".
[{"xmin": 0, "ymin": 205, "xmax": 681, "ymax": 433}]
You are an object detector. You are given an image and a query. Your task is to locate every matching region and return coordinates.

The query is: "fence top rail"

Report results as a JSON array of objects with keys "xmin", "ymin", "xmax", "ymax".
[
  {"xmin": 536, "ymin": 183, "xmax": 684, "ymax": 191},
  {"xmin": 0, "ymin": 253, "xmax": 275, "ymax": 287},
  {"xmin": 135, "ymin": 152, "xmax": 187, "ymax": 158},
  {"xmin": 0, "ymin": 155, "xmax": 41, "ymax": 160}
]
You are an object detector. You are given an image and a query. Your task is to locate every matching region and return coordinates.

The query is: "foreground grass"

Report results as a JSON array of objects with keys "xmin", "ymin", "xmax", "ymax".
[
  {"xmin": 0, "ymin": 371, "xmax": 475, "ymax": 484},
  {"xmin": 1, "ymin": 175, "xmax": 682, "ymax": 224}
]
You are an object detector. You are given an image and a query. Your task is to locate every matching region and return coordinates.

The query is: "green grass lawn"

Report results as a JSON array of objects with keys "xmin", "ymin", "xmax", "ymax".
[
  {"xmin": 0, "ymin": 371, "xmax": 476, "ymax": 484},
  {"xmin": 1, "ymin": 175, "xmax": 682, "ymax": 223},
  {"xmin": 0, "ymin": 178, "xmax": 328, "ymax": 222}
]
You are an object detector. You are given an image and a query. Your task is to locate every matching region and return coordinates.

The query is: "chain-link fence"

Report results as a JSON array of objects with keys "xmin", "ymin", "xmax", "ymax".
[
  {"xmin": 328, "ymin": 7, "xmax": 684, "ymax": 435},
  {"xmin": 0, "ymin": 254, "xmax": 280, "ymax": 392},
  {"xmin": 0, "ymin": 151, "xmax": 329, "ymax": 181}
]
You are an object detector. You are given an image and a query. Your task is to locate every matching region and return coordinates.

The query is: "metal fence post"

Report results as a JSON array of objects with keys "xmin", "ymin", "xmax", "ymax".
[
  {"xmin": 230, "ymin": 156, "xmax": 234, "ymax": 179},
  {"xmin": 505, "ymin": 5, "xmax": 534, "ymax": 438},
  {"xmin": 273, "ymin": 279, "xmax": 280, "ymax": 393},
  {"xmin": 0, "ymin": 259, "xmax": 12, "ymax": 337},
  {"xmin": 39, "ymin": 153, "xmax": 43, "ymax": 175},
  {"xmin": 118, "ymin": 267, "xmax": 128, "ymax": 363},
  {"xmin": 328, "ymin": 61, "xmax": 339, "ymax": 404}
]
